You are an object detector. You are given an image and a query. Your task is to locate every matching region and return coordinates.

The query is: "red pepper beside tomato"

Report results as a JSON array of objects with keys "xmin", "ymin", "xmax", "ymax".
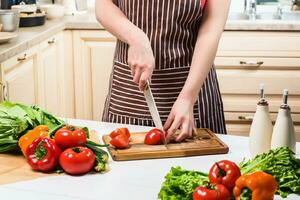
[
  {"xmin": 26, "ymin": 137, "xmax": 61, "ymax": 172},
  {"xmin": 54, "ymin": 126, "xmax": 87, "ymax": 150},
  {"xmin": 193, "ymin": 184, "xmax": 230, "ymax": 200},
  {"xmin": 144, "ymin": 128, "xmax": 162, "ymax": 145},
  {"xmin": 59, "ymin": 147, "xmax": 95, "ymax": 175},
  {"xmin": 208, "ymin": 160, "xmax": 241, "ymax": 191}
]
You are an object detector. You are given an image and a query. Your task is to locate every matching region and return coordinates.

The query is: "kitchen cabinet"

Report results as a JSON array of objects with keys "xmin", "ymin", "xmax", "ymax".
[
  {"xmin": 215, "ymin": 31, "xmax": 300, "ymax": 141},
  {"xmin": 73, "ymin": 30, "xmax": 116, "ymax": 121},
  {"xmin": 0, "ymin": 45, "xmax": 39, "ymax": 105},
  {"xmin": 0, "ymin": 31, "xmax": 75, "ymax": 118},
  {"xmin": 37, "ymin": 31, "xmax": 75, "ymax": 118}
]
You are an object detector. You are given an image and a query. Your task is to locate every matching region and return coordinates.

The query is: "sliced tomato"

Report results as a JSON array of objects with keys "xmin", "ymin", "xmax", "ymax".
[
  {"xmin": 144, "ymin": 128, "xmax": 162, "ymax": 145},
  {"xmin": 110, "ymin": 133, "xmax": 130, "ymax": 149},
  {"xmin": 109, "ymin": 128, "xmax": 130, "ymax": 139}
]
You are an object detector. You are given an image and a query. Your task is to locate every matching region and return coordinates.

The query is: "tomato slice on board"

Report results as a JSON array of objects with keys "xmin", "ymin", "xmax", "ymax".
[
  {"xmin": 110, "ymin": 134, "xmax": 130, "ymax": 149},
  {"xmin": 144, "ymin": 128, "xmax": 162, "ymax": 145},
  {"xmin": 109, "ymin": 128, "xmax": 130, "ymax": 139}
]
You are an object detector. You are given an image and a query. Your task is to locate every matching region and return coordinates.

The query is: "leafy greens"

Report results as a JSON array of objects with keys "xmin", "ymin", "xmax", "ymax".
[
  {"xmin": 0, "ymin": 101, "xmax": 65, "ymax": 153},
  {"xmin": 158, "ymin": 167, "xmax": 208, "ymax": 200}
]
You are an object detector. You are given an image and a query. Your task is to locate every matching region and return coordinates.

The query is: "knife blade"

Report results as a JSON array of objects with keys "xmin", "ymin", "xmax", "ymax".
[{"xmin": 143, "ymin": 81, "xmax": 168, "ymax": 147}]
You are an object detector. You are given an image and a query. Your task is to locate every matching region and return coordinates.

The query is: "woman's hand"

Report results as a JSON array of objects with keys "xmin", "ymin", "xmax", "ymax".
[
  {"xmin": 164, "ymin": 96, "xmax": 195, "ymax": 143},
  {"xmin": 128, "ymin": 36, "xmax": 155, "ymax": 91}
]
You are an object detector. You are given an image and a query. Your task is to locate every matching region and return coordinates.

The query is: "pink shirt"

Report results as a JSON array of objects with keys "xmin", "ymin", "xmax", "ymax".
[{"xmin": 201, "ymin": 0, "xmax": 206, "ymax": 9}]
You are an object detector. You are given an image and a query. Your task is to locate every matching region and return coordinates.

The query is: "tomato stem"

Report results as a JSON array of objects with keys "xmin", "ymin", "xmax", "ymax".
[
  {"xmin": 66, "ymin": 125, "xmax": 76, "ymax": 131},
  {"xmin": 72, "ymin": 147, "xmax": 81, "ymax": 153},
  {"xmin": 216, "ymin": 162, "xmax": 226, "ymax": 177}
]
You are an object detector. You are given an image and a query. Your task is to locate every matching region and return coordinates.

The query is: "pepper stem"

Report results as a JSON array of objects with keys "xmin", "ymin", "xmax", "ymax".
[
  {"xmin": 72, "ymin": 147, "xmax": 81, "ymax": 153},
  {"xmin": 34, "ymin": 141, "xmax": 47, "ymax": 160},
  {"xmin": 216, "ymin": 162, "xmax": 226, "ymax": 177}
]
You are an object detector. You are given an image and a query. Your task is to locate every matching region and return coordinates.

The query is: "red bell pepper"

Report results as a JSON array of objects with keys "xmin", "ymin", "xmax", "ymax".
[{"xmin": 26, "ymin": 137, "xmax": 62, "ymax": 172}]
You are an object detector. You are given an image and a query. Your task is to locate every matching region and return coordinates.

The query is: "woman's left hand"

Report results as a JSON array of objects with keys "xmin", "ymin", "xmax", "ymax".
[{"xmin": 164, "ymin": 96, "xmax": 195, "ymax": 143}]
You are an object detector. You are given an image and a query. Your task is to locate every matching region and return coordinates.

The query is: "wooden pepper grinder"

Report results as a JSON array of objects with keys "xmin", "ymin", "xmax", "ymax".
[
  {"xmin": 249, "ymin": 83, "xmax": 273, "ymax": 158},
  {"xmin": 271, "ymin": 89, "xmax": 296, "ymax": 152}
]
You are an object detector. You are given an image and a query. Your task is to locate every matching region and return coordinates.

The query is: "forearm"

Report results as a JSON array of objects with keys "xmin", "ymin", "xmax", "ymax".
[
  {"xmin": 95, "ymin": 0, "xmax": 148, "ymax": 45},
  {"xmin": 180, "ymin": 0, "xmax": 230, "ymax": 103},
  {"xmin": 180, "ymin": 31, "xmax": 223, "ymax": 103}
]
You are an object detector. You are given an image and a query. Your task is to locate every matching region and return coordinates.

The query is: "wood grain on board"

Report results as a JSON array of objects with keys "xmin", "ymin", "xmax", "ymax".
[{"xmin": 103, "ymin": 129, "xmax": 229, "ymax": 161}]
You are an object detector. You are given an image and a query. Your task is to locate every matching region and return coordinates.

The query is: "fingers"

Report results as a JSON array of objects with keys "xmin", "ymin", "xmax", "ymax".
[
  {"xmin": 139, "ymin": 70, "xmax": 151, "ymax": 91},
  {"xmin": 132, "ymin": 67, "xmax": 142, "ymax": 85},
  {"xmin": 166, "ymin": 117, "xmax": 181, "ymax": 143},
  {"xmin": 175, "ymin": 121, "xmax": 193, "ymax": 142},
  {"xmin": 175, "ymin": 122, "xmax": 190, "ymax": 142}
]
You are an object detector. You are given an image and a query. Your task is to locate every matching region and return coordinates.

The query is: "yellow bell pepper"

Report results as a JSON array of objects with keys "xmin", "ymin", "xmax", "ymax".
[{"xmin": 18, "ymin": 125, "xmax": 49, "ymax": 155}]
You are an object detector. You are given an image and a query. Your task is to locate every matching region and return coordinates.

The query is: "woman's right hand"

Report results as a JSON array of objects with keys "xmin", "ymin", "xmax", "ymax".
[{"xmin": 128, "ymin": 35, "xmax": 155, "ymax": 91}]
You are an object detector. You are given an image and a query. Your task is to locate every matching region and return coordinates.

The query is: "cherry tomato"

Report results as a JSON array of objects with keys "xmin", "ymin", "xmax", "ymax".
[
  {"xmin": 59, "ymin": 147, "xmax": 95, "ymax": 175},
  {"xmin": 54, "ymin": 126, "xmax": 87, "ymax": 150},
  {"xmin": 110, "ymin": 133, "xmax": 129, "ymax": 149},
  {"xmin": 109, "ymin": 128, "xmax": 130, "ymax": 139},
  {"xmin": 144, "ymin": 128, "xmax": 162, "ymax": 145},
  {"xmin": 209, "ymin": 160, "xmax": 241, "ymax": 191},
  {"xmin": 193, "ymin": 184, "xmax": 230, "ymax": 200}
]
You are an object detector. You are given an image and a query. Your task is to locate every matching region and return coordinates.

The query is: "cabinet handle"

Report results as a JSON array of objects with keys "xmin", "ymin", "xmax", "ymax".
[
  {"xmin": 240, "ymin": 61, "xmax": 264, "ymax": 67},
  {"xmin": 48, "ymin": 38, "xmax": 56, "ymax": 44},
  {"xmin": 2, "ymin": 81, "xmax": 8, "ymax": 101},
  {"xmin": 17, "ymin": 53, "xmax": 27, "ymax": 62},
  {"xmin": 238, "ymin": 115, "xmax": 254, "ymax": 121}
]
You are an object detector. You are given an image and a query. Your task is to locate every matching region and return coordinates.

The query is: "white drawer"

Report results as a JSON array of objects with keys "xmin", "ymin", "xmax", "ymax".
[
  {"xmin": 216, "ymin": 69, "xmax": 300, "ymax": 95},
  {"xmin": 215, "ymin": 57, "xmax": 300, "ymax": 70},
  {"xmin": 217, "ymin": 31, "xmax": 300, "ymax": 57},
  {"xmin": 221, "ymin": 94, "xmax": 300, "ymax": 113}
]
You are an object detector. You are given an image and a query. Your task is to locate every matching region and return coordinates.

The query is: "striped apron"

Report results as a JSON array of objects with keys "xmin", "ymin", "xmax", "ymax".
[{"xmin": 102, "ymin": 0, "xmax": 227, "ymax": 134}]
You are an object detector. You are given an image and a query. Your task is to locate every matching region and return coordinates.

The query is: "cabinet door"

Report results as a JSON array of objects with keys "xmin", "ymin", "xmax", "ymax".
[
  {"xmin": 73, "ymin": 30, "xmax": 116, "ymax": 120},
  {"xmin": 1, "ymin": 46, "xmax": 39, "ymax": 105},
  {"xmin": 37, "ymin": 31, "xmax": 75, "ymax": 118}
]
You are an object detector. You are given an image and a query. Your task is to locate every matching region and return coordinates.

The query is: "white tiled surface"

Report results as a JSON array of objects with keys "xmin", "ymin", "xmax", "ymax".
[{"xmin": 1, "ymin": 119, "xmax": 300, "ymax": 200}]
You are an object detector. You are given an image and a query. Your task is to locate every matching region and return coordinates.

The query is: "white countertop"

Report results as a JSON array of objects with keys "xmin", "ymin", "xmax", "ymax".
[{"xmin": 0, "ymin": 119, "xmax": 299, "ymax": 200}]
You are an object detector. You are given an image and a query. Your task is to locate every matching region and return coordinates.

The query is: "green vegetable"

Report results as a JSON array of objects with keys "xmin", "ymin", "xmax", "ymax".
[
  {"xmin": 158, "ymin": 167, "xmax": 208, "ymax": 200},
  {"xmin": 239, "ymin": 147, "xmax": 300, "ymax": 198},
  {"xmin": 85, "ymin": 140, "xmax": 109, "ymax": 173},
  {"xmin": 0, "ymin": 101, "xmax": 65, "ymax": 153}
]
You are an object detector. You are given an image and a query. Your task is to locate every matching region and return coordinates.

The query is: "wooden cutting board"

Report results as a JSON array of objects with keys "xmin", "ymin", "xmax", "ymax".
[{"xmin": 102, "ymin": 129, "xmax": 229, "ymax": 161}]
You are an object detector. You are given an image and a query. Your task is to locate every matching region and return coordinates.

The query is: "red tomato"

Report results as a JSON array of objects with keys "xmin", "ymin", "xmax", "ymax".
[
  {"xmin": 59, "ymin": 147, "xmax": 95, "ymax": 175},
  {"xmin": 110, "ymin": 133, "xmax": 129, "ymax": 149},
  {"xmin": 144, "ymin": 128, "xmax": 162, "ymax": 145},
  {"xmin": 109, "ymin": 128, "xmax": 130, "ymax": 139},
  {"xmin": 209, "ymin": 160, "xmax": 241, "ymax": 191},
  {"xmin": 193, "ymin": 184, "xmax": 230, "ymax": 200},
  {"xmin": 54, "ymin": 126, "xmax": 87, "ymax": 150}
]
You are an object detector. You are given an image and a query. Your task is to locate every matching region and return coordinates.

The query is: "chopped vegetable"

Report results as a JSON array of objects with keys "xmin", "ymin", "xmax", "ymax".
[
  {"xmin": 158, "ymin": 167, "xmax": 208, "ymax": 200},
  {"xmin": 233, "ymin": 171, "xmax": 277, "ymax": 200},
  {"xmin": 18, "ymin": 125, "xmax": 49, "ymax": 155},
  {"xmin": 26, "ymin": 137, "xmax": 61, "ymax": 172},
  {"xmin": 193, "ymin": 184, "xmax": 230, "ymax": 200},
  {"xmin": 0, "ymin": 101, "xmax": 65, "ymax": 153},
  {"xmin": 110, "ymin": 133, "xmax": 130, "ymax": 149},
  {"xmin": 239, "ymin": 147, "xmax": 300, "ymax": 197},
  {"xmin": 109, "ymin": 128, "xmax": 130, "ymax": 139},
  {"xmin": 209, "ymin": 160, "xmax": 241, "ymax": 191}
]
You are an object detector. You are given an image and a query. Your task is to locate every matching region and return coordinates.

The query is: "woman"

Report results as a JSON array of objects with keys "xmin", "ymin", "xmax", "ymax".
[{"xmin": 96, "ymin": 0, "xmax": 230, "ymax": 142}]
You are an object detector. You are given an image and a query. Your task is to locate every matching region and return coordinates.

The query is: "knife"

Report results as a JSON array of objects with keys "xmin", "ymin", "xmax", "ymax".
[{"xmin": 143, "ymin": 81, "xmax": 168, "ymax": 148}]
